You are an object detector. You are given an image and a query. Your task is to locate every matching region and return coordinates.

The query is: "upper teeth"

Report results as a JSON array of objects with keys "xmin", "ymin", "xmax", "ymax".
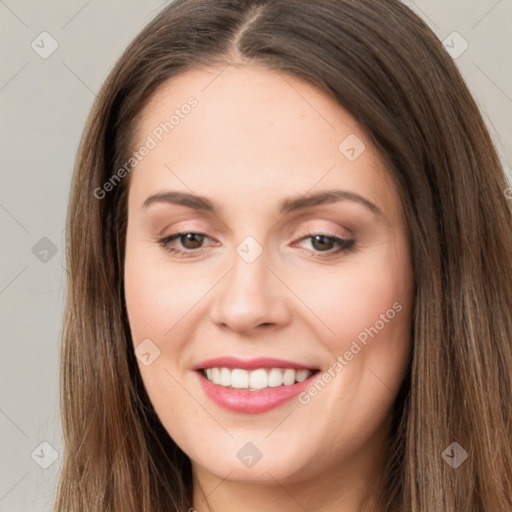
[{"xmin": 203, "ymin": 367, "xmax": 313, "ymax": 390}]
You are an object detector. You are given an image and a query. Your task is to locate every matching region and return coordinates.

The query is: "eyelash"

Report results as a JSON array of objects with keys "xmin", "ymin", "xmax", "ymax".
[{"xmin": 156, "ymin": 231, "xmax": 355, "ymax": 259}]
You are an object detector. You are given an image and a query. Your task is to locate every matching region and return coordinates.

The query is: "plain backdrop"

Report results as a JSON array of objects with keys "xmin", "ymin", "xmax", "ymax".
[{"xmin": 1, "ymin": 1, "xmax": 511, "ymax": 510}]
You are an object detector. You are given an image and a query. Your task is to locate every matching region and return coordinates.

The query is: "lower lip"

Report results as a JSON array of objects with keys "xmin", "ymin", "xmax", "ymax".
[{"xmin": 195, "ymin": 370, "xmax": 317, "ymax": 414}]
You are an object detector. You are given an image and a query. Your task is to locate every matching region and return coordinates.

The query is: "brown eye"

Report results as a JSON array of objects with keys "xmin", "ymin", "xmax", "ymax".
[
  {"xmin": 157, "ymin": 232, "xmax": 212, "ymax": 257},
  {"xmin": 294, "ymin": 233, "xmax": 355, "ymax": 259},
  {"xmin": 178, "ymin": 233, "xmax": 206, "ymax": 249},
  {"xmin": 310, "ymin": 235, "xmax": 336, "ymax": 251}
]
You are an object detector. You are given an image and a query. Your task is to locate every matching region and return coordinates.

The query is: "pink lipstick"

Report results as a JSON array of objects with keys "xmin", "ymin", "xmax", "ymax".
[{"xmin": 193, "ymin": 357, "xmax": 319, "ymax": 414}]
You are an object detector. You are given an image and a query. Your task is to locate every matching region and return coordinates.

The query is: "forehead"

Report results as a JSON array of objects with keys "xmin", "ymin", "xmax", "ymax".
[
  {"xmin": 128, "ymin": 64, "xmax": 400, "ymax": 219},
  {"xmin": 134, "ymin": 63, "xmax": 361, "ymax": 153}
]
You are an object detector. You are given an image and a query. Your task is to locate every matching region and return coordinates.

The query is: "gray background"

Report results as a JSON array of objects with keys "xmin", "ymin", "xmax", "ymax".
[{"xmin": 0, "ymin": 1, "xmax": 511, "ymax": 510}]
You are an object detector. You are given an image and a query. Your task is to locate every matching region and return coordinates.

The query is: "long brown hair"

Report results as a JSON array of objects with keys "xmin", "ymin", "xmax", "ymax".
[{"xmin": 56, "ymin": 1, "xmax": 512, "ymax": 510}]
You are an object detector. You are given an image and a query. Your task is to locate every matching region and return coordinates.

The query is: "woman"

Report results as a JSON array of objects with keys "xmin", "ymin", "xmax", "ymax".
[{"xmin": 56, "ymin": 0, "xmax": 512, "ymax": 510}]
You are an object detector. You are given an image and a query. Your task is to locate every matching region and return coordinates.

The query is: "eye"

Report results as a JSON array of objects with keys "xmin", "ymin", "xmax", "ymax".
[
  {"xmin": 157, "ymin": 232, "xmax": 213, "ymax": 258},
  {"xmin": 293, "ymin": 233, "xmax": 355, "ymax": 258},
  {"xmin": 156, "ymin": 231, "xmax": 355, "ymax": 259}
]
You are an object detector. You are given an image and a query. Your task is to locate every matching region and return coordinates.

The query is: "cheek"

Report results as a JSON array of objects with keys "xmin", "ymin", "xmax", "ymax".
[
  {"xmin": 296, "ymin": 242, "xmax": 413, "ymax": 409},
  {"xmin": 300, "ymin": 244, "xmax": 411, "ymax": 351},
  {"xmin": 124, "ymin": 242, "xmax": 204, "ymax": 346},
  {"xmin": 123, "ymin": 241, "xmax": 209, "ymax": 437}
]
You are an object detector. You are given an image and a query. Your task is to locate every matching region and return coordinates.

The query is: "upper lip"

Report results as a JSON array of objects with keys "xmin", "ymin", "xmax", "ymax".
[{"xmin": 192, "ymin": 356, "xmax": 317, "ymax": 371}]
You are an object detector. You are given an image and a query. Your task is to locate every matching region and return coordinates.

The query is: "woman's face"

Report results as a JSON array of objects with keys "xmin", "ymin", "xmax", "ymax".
[{"xmin": 124, "ymin": 64, "xmax": 414, "ymax": 489}]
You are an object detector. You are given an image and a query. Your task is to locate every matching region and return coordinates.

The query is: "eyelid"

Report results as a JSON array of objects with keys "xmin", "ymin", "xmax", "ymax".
[
  {"xmin": 155, "ymin": 220, "xmax": 212, "ymax": 238},
  {"xmin": 293, "ymin": 220, "xmax": 353, "ymax": 240}
]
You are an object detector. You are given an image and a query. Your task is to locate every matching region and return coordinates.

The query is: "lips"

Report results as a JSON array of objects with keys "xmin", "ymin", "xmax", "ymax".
[{"xmin": 193, "ymin": 356, "xmax": 320, "ymax": 414}]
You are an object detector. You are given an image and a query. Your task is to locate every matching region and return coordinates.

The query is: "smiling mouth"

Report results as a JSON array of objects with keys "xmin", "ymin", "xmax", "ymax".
[{"xmin": 199, "ymin": 367, "xmax": 320, "ymax": 391}]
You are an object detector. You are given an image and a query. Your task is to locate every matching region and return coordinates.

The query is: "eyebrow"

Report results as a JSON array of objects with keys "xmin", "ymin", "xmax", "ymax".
[{"xmin": 142, "ymin": 189, "xmax": 384, "ymax": 218}]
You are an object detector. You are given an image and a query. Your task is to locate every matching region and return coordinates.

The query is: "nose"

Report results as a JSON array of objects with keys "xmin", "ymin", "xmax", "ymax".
[{"xmin": 209, "ymin": 246, "xmax": 291, "ymax": 335}]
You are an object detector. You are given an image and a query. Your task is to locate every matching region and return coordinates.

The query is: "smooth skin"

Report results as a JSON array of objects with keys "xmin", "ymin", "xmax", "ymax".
[{"xmin": 124, "ymin": 63, "xmax": 414, "ymax": 512}]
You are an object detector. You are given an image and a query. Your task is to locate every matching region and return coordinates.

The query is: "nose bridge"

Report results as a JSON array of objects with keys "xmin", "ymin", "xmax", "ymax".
[
  {"xmin": 227, "ymin": 235, "xmax": 273, "ymax": 308},
  {"xmin": 210, "ymin": 233, "xmax": 290, "ymax": 332},
  {"xmin": 226, "ymin": 220, "xmax": 271, "ymax": 291}
]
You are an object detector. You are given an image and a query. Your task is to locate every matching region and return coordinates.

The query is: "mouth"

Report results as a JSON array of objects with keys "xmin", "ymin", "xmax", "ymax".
[{"xmin": 193, "ymin": 357, "xmax": 320, "ymax": 414}]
